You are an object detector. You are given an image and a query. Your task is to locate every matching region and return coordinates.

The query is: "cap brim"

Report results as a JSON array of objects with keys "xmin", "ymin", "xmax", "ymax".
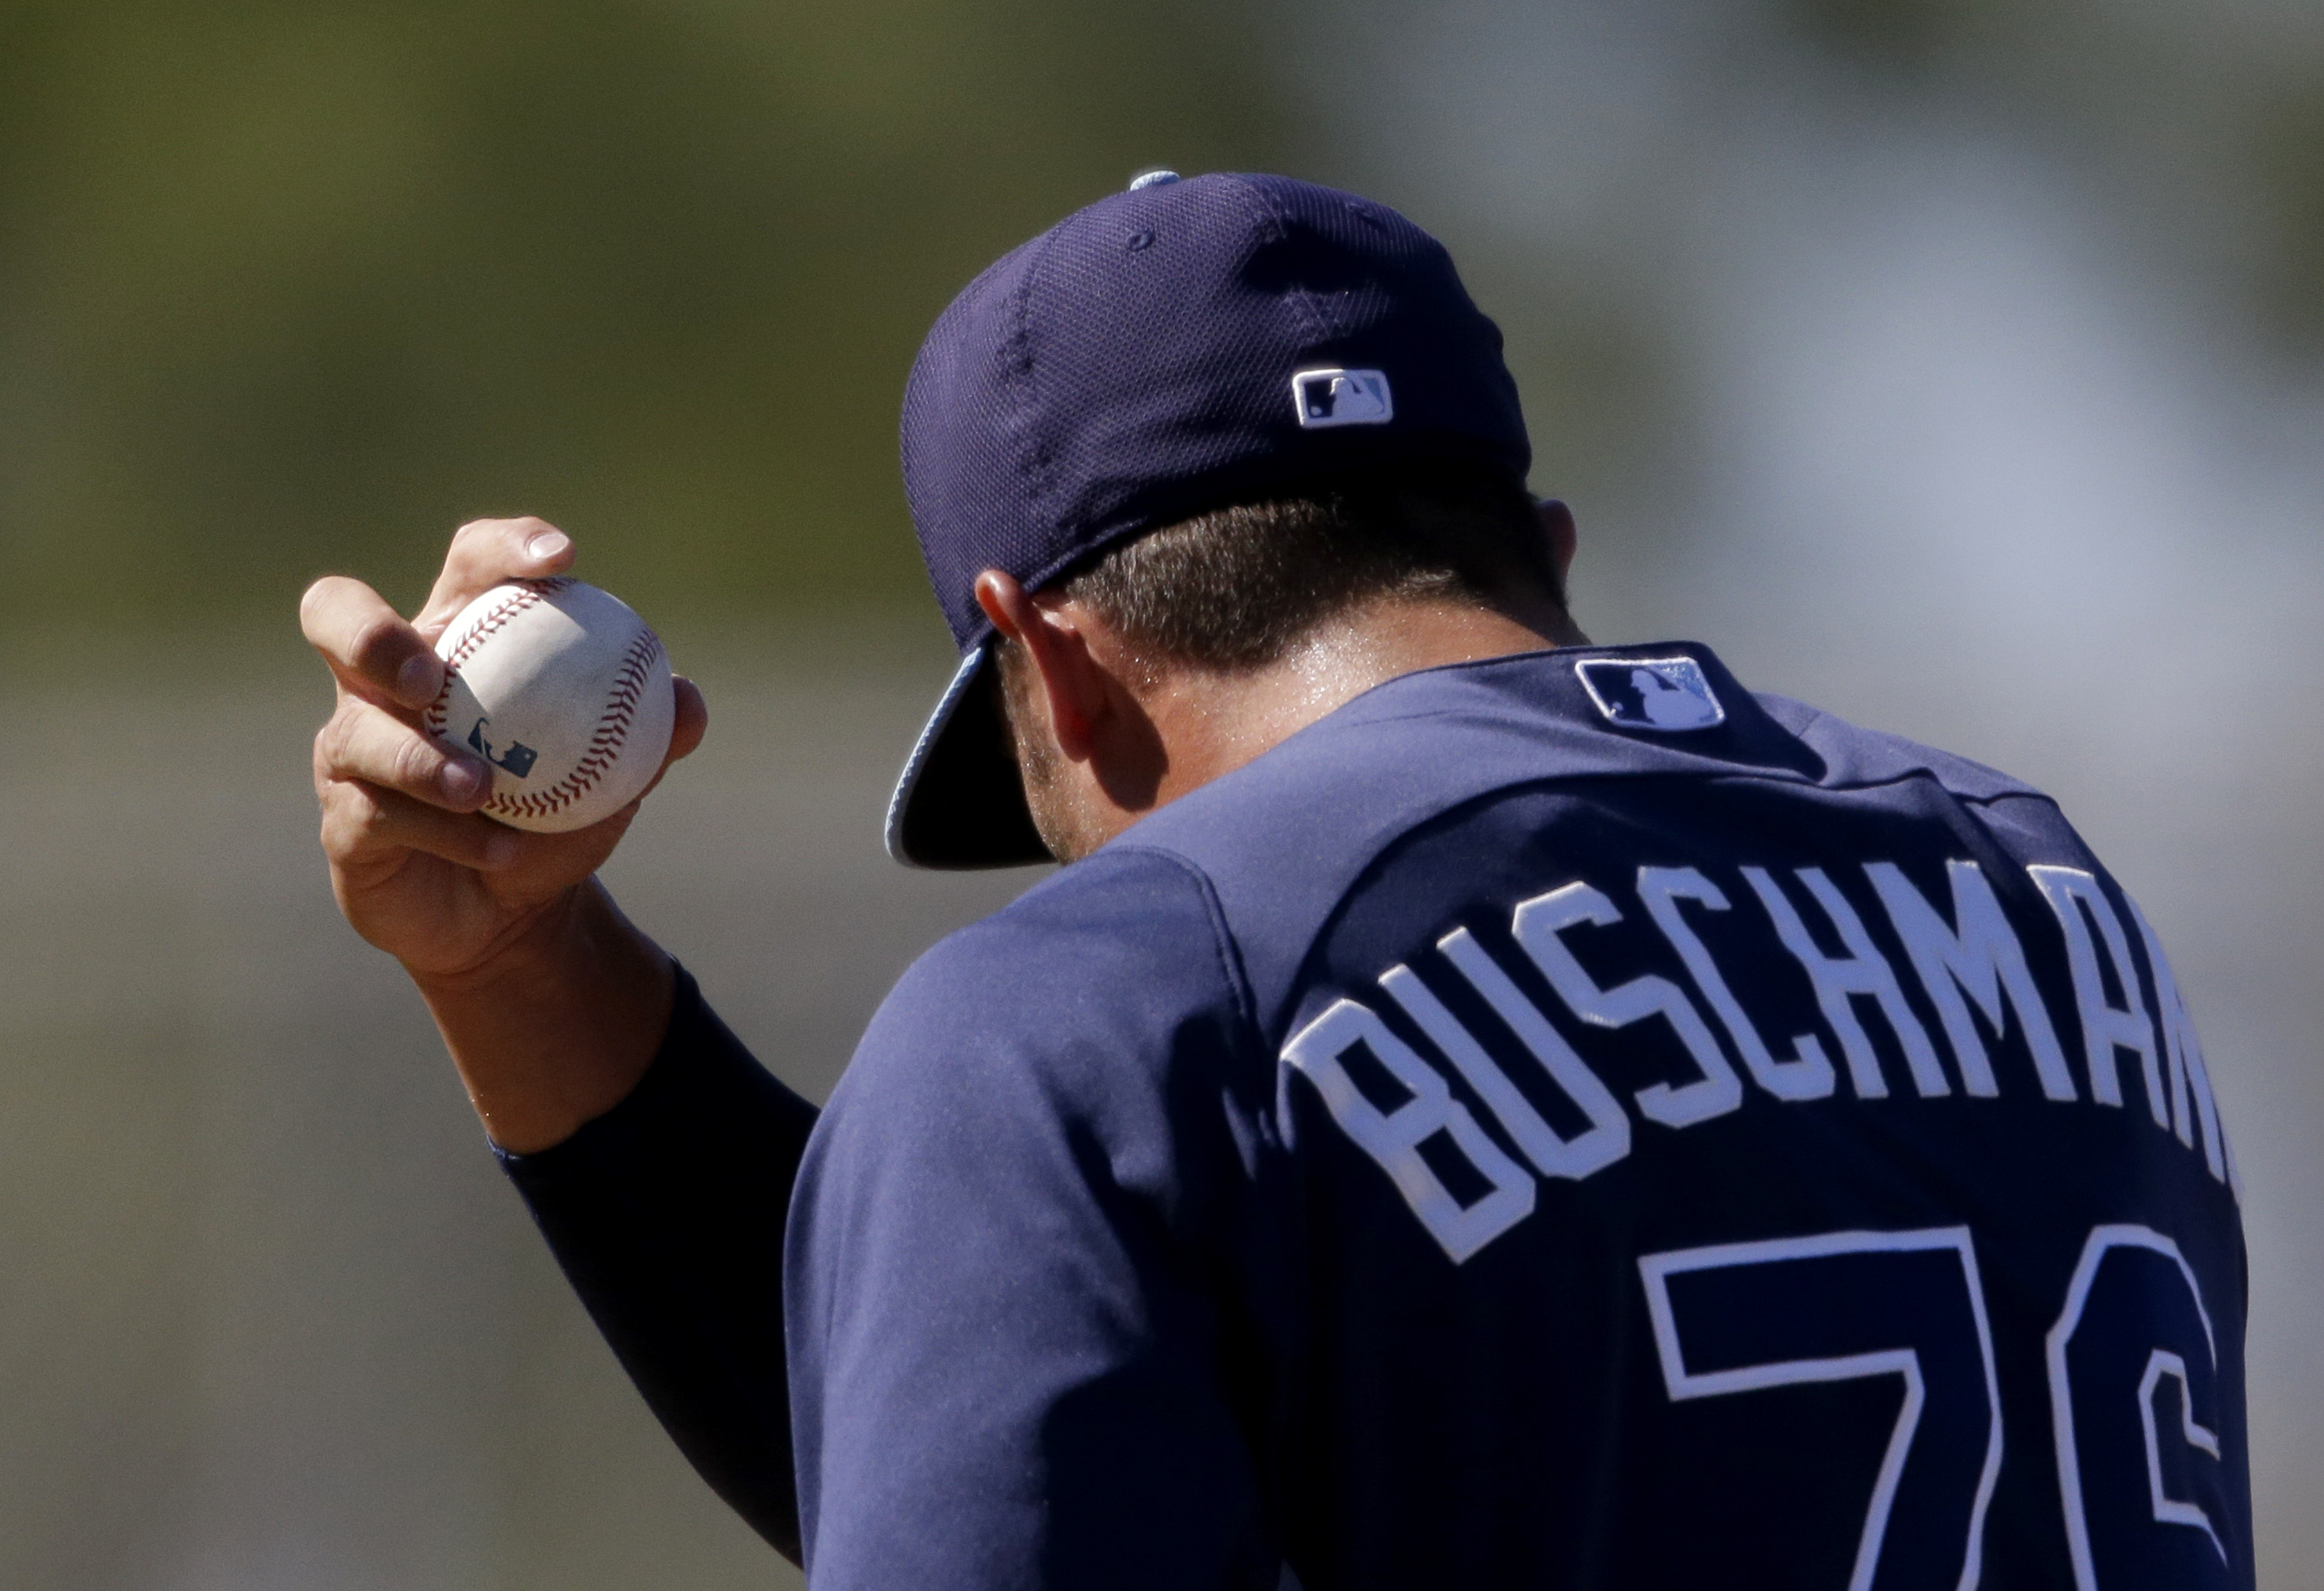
[{"xmin": 885, "ymin": 644, "xmax": 1054, "ymax": 869}]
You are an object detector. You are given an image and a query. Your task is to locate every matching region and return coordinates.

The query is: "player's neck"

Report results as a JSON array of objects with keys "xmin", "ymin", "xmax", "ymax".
[
  {"xmin": 1149, "ymin": 595, "xmax": 1587, "ymax": 794},
  {"xmin": 1040, "ymin": 596, "xmax": 1587, "ymax": 861}
]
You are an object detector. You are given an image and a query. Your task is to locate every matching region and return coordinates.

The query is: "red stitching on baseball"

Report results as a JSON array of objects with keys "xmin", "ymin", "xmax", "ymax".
[
  {"xmin": 423, "ymin": 578, "xmax": 571, "ymax": 738},
  {"xmin": 482, "ymin": 626, "xmax": 664, "ymax": 822}
]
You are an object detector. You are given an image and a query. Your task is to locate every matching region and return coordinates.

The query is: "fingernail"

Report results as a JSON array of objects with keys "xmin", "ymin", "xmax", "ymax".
[
  {"xmin": 483, "ymin": 831, "xmax": 522, "ymax": 867},
  {"xmin": 397, "ymin": 652, "xmax": 439, "ymax": 705},
  {"xmin": 439, "ymin": 760, "xmax": 489, "ymax": 804},
  {"xmin": 526, "ymin": 529, "xmax": 570, "ymax": 562}
]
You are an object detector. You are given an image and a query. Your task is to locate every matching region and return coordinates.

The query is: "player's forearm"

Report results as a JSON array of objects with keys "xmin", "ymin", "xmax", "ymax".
[
  {"xmin": 500, "ymin": 965, "xmax": 816, "ymax": 1562},
  {"xmin": 411, "ymin": 878, "xmax": 674, "ymax": 1153}
]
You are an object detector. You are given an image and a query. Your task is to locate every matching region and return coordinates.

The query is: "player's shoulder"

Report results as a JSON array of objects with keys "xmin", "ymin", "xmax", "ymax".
[
  {"xmin": 832, "ymin": 845, "xmax": 1257, "ymax": 1129},
  {"xmin": 889, "ymin": 844, "xmax": 1245, "ymax": 1015},
  {"xmin": 1750, "ymin": 689, "xmax": 2048, "ymax": 806},
  {"xmin": 802, "ymin": 847, "xmax": 1272, "ymax": 1254},
  {"xmin": 1750, "ymin": 689, "xmax": 2092, "ymax": 859}
]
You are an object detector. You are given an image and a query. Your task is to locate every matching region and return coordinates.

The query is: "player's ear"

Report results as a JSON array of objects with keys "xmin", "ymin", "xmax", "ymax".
[
  {"xmin": 1535, "ymin": 498, "xmax": 1578, "ymax": 588},
  {"xmin": 973, "ymin": 571, "xmax": 1107, "ymax": 760}
]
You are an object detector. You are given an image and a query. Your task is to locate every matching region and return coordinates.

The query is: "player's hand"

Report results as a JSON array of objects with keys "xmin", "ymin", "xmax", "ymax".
[{"xmin": 302, "ymin": 517, "xmax": 709, "ymax": 981}]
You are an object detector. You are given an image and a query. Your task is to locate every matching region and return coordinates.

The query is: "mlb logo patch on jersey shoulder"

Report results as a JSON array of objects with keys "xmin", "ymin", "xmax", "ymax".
[{"xmin": 1575, "ymin": 656, "xmax": 1725, "ymax": 732}]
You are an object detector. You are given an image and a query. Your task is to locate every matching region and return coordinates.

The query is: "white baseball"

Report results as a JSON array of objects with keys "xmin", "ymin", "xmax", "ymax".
[{"xmin": 424, "ymin": 578, "xmax": 676, "ymax": 833}]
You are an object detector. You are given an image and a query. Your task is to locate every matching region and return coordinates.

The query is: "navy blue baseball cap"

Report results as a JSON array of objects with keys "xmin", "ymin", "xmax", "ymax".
[{"xmin": 885, "ymin": 170, "xmax": 1532, "ymax": 868}]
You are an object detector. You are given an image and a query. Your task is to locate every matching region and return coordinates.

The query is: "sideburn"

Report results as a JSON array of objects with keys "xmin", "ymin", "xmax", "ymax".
[{"xmin": 992, "ymin": 639, "xmax": 1081, "ymax": 860}]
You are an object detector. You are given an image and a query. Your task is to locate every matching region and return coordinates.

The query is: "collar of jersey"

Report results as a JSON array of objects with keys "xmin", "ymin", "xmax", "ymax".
[{"xmin": 1090, "ymin": 641, "xmax": 2044, "ymax": 1035}]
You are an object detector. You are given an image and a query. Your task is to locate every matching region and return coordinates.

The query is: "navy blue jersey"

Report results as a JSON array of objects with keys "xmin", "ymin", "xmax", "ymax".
[{"xmin": 508, "ymin": 642, "xmax": 2249, "ymax": 1591}]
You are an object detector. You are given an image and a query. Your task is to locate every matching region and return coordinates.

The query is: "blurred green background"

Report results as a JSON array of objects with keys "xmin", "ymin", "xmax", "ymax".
[
  {"xmin": 2, "ymin": 0, "xmax": 2322, "ymax": 637},
  {"xmin": 0, "ymin": 0, "xmax": 1297, "ymax": 632},
  {"xmin": 2, "ymin": 2, "xmax": 2322, "ymax": 1588}
]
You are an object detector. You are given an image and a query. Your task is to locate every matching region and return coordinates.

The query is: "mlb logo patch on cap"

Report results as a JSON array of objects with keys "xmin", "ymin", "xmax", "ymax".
[
  {"xmin": 1574, "ymin": 657, "xmax": 1725, "ymax": 733},
  {"xmin": 1292, "ymin": 367, "xmax": 1393, "ymax": 429}
]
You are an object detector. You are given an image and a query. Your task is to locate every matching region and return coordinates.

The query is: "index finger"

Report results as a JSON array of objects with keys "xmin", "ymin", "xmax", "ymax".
[
  {"xmin": 300, "ymin": 574, "xmax": 443, "ymax": 711},
  {"xmin": 414, "ymin": 517, "xmax": 579, "ymax": 640}
]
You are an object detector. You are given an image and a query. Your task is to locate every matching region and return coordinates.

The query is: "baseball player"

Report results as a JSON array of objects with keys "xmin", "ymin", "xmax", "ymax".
[{"xmin": 303, "ymin": 172, "xmax": 2251, "ymax": 1589}]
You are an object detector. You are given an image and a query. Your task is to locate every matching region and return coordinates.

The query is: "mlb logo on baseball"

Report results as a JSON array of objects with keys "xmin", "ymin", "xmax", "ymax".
[
  {"xmin": 466, "ymin": 716, "xmax": 540, "ymax": 779},
  {"xmin": 1574, "ymin": 656, "xmax": 1725, "ymax": 732},
  {"xmin": 1291, "ymin": 367, "xmax": 1393, "ymax": 429}
]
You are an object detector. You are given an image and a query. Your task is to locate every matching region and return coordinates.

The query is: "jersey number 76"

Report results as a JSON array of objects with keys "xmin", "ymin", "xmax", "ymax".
[{"xmin": 1637, "ymin": 1224, "xmax": 2236, "ymax": 1591}]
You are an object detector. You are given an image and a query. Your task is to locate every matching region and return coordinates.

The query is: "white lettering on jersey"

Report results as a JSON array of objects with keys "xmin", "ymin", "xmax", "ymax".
[
  {"xmin": 1745, "ymin": 867, "xmax": 1948, "ymax": 1099},
  {"xmin": 1637, "ymin": 866, "xmax": 1839, "ymax": 1103},
  {"xmin": 2125, "ymin": 896, "xmax": 2236, "ymax": 1192},
  {"xmin": 1282, "ymin": 858, "xmax": 2231, "ymax": 1257},
  {"xmin": 1512, "ymin": 882, "xmax": 1743, "ymax": 1129},
  {"xmin": 2028, "ymin": 867, "xmax": 2170, "ymax": 1128},
  {"xmin": 1282, "ymin": 997, "xmax": 1534, "ymax": 1261},
  {"xmin": 1378, "ymin": 964, "xmax": 1615, "ymax": 1181},
  {"xmin": 1865, "ymin": 859, "xmax": 2075, "ymax": 1102},
  {"xmin": 1434, "ymin": 927, "xmax": 1633, "ymax": 1178}
]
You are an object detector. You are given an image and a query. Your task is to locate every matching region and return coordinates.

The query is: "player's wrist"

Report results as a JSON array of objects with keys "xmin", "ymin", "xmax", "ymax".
[
  {"xmin": 401, "ymin": 878, "xmax": 606, "ymax": 997},
  {"xmin": 411, "ymin": 881, "xmax": 678, "ymax": 1153}
]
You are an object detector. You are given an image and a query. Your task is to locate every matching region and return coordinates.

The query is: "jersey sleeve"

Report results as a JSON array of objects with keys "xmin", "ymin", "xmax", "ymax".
[
  {"xmin": 496, "ymin": 963, "xmax": 820, "ymax": 1562},
  {"xmin": 785, "ymin": 848, "xmax": 1287, "ymax": 1591}
]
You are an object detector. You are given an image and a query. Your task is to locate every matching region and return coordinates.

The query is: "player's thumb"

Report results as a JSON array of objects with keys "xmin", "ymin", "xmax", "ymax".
[{"xmin": 665, "ymin": 676, "xmax": 709, "ymax": 766}]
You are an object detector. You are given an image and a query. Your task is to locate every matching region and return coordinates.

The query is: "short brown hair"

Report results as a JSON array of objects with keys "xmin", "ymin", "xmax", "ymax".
[{"xmin": 1057, "ymin": 461, "xmax": 1558, "ymax": 672}]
